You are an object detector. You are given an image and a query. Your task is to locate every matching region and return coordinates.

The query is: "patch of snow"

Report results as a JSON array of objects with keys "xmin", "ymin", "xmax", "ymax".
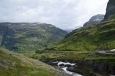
[{"xmin": 93, "ymin": 18, "xmax": 102, "ymax": 22}]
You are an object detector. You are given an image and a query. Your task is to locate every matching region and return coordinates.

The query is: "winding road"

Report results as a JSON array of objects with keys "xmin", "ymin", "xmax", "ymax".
[{"xmin": 95, "ymin": 50, "xmax": 115, "ymax": 55}]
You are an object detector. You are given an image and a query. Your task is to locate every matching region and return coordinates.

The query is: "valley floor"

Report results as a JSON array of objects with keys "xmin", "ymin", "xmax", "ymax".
[{"xmin": 32, "ymin": 50, "xmax": 115, "ymax": 76}]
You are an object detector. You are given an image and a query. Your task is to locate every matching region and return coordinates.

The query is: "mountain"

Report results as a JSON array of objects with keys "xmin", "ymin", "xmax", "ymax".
[
  {"xmin": 48, "ymin": 0, "xmax": 115, "ymax": 51},
  {"xmin": 65, "ymin": 29, "xmax": 74, "ymax": 33},
  {"xmin": 83, "ymin": 14, "xmax": 104, "ymax": 26},
  {"xmin": 0, "ymin": 48, "xmax": 60, "ymax": 76},
  {"xmin": 104, "ymin": 0, "xmax": 115, "ymax": 20},
  {"xmin": 0, "ymin": 22, "xmax": 67, "ymax": 53}
]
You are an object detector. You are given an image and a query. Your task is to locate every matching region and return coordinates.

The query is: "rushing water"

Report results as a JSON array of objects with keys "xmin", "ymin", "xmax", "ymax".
[{"xmin": 53, "ymin": 61, "xmax": 82, "ymax": 76}]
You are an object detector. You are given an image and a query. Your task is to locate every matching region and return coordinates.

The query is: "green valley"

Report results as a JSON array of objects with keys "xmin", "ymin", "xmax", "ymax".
[{"xmin": 0, "ymin": 0, "xmax": 115, "ymax": 76}]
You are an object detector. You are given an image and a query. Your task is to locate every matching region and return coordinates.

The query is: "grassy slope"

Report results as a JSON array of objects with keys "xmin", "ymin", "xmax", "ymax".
[
  {"xmin": 0, "ymin": 48, "xmax": 60, "ymax": 76},
  {"xmin": 49, "ymin": 17, "xmax": 115, "ymax": 51},
  {"xmin": 32, "ymin": 16, "xmax": 115, "ymax": 62}
]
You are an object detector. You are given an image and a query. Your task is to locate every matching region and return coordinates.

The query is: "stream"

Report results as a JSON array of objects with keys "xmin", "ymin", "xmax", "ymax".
[{"xmin": 53, "ymin": 61, "xmax": 82, "ymax": 76}]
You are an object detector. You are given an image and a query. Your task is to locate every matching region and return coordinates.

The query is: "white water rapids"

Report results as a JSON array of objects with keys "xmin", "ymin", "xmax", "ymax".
[{"xmin": 53, "ymin": 61, "xmax": 82, "ymax": 76}]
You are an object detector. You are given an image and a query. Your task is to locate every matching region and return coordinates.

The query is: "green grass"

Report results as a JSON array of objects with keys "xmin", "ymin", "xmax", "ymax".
[
  {"xmin": 48, "ymin": 17, "xmax": 115, "ymax": 51},
  {"xmin": 32, "ymin": 50, "xmax": 115, "ymax": 62},
  {"xmin": 0, "ymin": 48, "xmax": 59, "ymax": 76},
  {"xmin": 32, "ymin": 51, "xmax": 91, "ymax": 60},
  {"xmin": 0, "ymin": 65, "xmax": 55, "ymax": 76}
]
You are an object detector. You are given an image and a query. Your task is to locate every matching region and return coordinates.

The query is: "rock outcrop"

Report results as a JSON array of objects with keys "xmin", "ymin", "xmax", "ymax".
[
  {"xmin": 104, "ymin": 0, "xmax": 115, "ymax": 20},
  {"xmin": 72, "ymin": 59, "xmax": 115, "ymax": 76}
]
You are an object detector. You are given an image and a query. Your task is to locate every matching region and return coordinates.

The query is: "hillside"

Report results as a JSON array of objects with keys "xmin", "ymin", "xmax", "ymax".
[
  {"xmin": 48, "ymin": 0, "xmax": 115, "ymax": 51},
  {"xmin": 50, "ymin": 18, "xmax": 115, "ymax": 51},
  {"xmin": 0, "ymin": 23, "xmax": 67, "ymax": 53},
  {"xmin": 0, "ymin": 48, "xmax": 61, "ymax": 76}
]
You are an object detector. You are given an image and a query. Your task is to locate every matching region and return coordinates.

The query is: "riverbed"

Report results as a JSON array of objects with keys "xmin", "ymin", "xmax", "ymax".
[{"xmin": 53, "ymin": 61, "xmax": 82, "ymax": 76}]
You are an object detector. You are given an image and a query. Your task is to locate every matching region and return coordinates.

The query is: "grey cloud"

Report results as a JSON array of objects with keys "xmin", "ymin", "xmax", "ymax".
[{"xmin": 0, "ymin": 0, "xmax": 109, "ymax": 30}]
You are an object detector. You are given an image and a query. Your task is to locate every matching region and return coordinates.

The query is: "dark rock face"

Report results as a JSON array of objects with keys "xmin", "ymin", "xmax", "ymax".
[
  {"xmin": 74, "ymin": 59, "xmax": 115, "ymax": 76},
  {"xmin": 104, "ymin": 0, "xmax": 115, "ymax": 20},
  {"xmin": 83, "ymin": 14, "xmax": 104, "ymax": 26}
]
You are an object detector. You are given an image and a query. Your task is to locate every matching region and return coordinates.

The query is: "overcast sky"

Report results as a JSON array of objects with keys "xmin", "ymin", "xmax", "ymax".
[{"xmin": 0, "ymin": 0, "xmax": 109, "ymax": 30}]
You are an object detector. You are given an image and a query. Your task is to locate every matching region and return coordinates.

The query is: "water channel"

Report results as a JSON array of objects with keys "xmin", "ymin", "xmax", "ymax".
[{"xmin": 53, "ymin": 61, "xmax": 82, "ymax": 76}]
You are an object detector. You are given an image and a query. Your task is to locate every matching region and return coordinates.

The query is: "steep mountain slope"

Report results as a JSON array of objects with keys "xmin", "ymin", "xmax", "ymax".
[
  {"xmin": 49, "ymin": 0, "xmax": 115, "ymax": 51},
  {"xmin": 0, "ymin": 48, "xmax": 60, "ymax": 76},
  {"xmin": 83, "ymin": 14, "xmax": 104, "ymax": 26},
  {"xmin": 104, "ymin": 0, "xmax": 115, "ymax": 20},
  {"xmin": 0, "ymin": 23, "xmax": 67, "ymax": 52}
]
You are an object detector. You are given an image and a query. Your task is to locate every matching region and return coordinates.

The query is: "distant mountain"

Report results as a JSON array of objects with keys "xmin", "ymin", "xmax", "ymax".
[
  {"xmin": 0, "ymin": 22, "xmax": 67, "ymax": 53},
  {"xmin": 83, "ymin": 14, "xmax": 104, "ymax": 26},
  {"xmin": 65, "ymin": 29, "xmax": 74, "ymax": 33},
  {"xmin": 48, "ymin": 0, "xmax": 115, "ymax": 51}
]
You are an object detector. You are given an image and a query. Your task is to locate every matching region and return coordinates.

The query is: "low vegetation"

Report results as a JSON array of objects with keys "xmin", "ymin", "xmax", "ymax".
[
  {"xmin": 0, "ymin": 48, "xmax": 60, "ymax": 76},
  {"xmin": 32, "ymin": 50, "xmax": 115, "ymax": 61},
  {"xmin": 48, "ymin": 18, "xmax": 115, "ymax": 51}
]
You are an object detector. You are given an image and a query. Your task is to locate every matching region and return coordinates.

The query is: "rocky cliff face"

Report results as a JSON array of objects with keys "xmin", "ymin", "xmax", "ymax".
[
  {"xmin": 104, "ymin": 0, "xmax": 115, "ymax": 20},
  {"xmin": 67, "ymin": 59, "xmax": 115, "ymax": 76},
  {"xmin": 83, "ymin": 14, "xmax": 104, "ymax": 26}
]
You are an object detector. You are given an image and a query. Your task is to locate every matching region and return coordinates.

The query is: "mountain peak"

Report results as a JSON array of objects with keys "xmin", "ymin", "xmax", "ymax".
[
  {"xmin": 104, "ymin": 0, "xmax": 115, "ymax": 20},
  {"xmin": 83, "ymin": 14, "xmax": 104, "ymax": 26}
]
